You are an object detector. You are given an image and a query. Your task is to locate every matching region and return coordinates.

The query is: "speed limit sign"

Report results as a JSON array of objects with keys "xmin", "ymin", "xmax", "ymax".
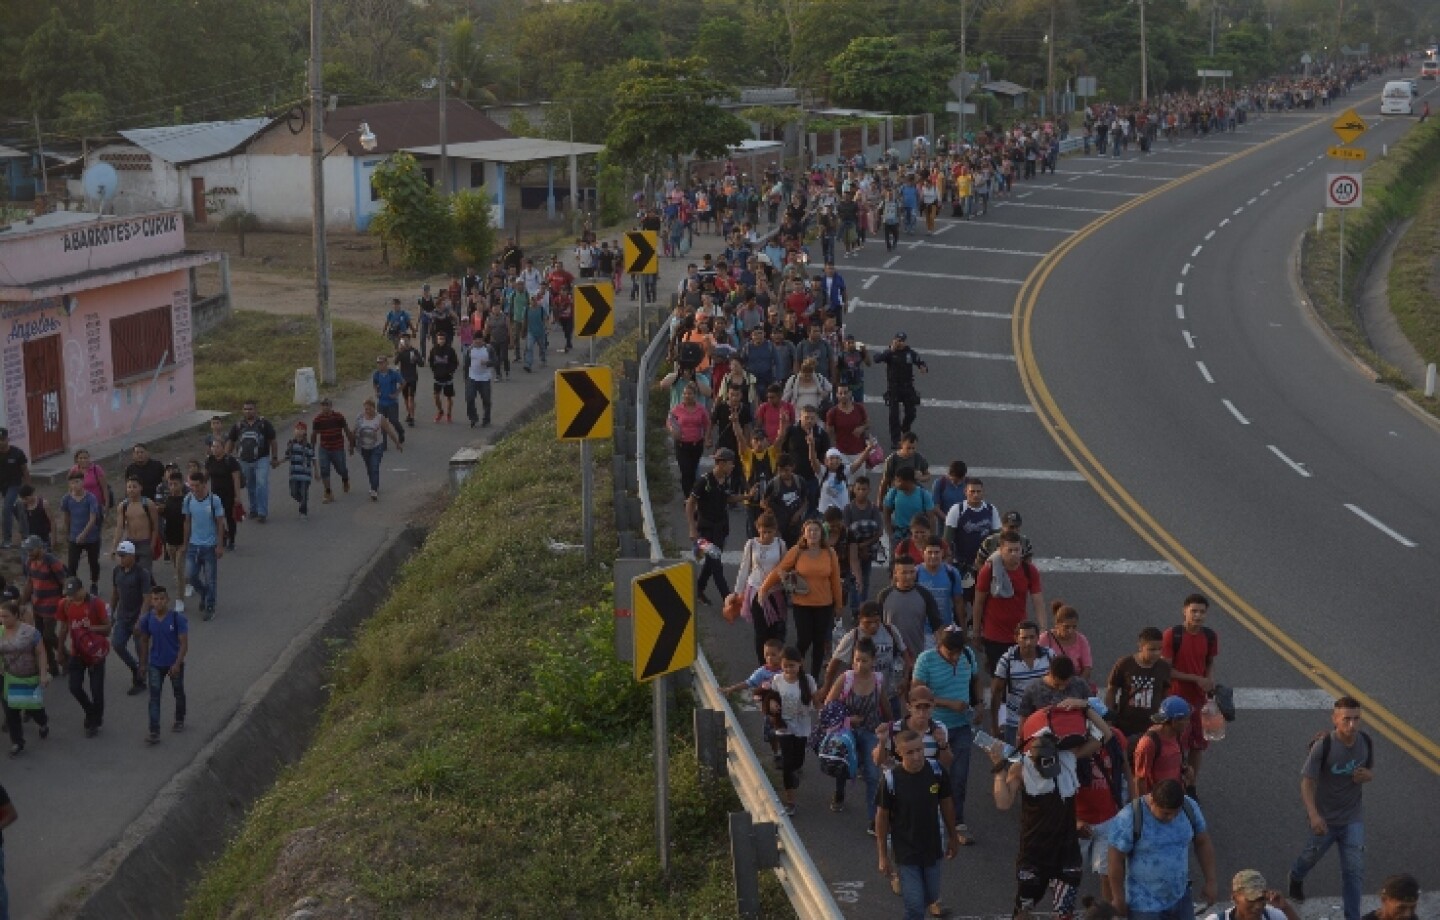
[{"xmin": 1326, "ymin": 173, "xmax": 1363, "ymax": 209}]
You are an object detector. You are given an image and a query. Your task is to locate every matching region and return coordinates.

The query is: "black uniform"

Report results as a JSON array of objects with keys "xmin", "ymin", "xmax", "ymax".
[{"xmin": 873, "ymin": 345, "xmax": 927, "ymax": 447}]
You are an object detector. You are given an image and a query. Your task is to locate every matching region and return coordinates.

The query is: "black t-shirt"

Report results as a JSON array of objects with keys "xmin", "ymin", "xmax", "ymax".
[
  {"xmin": 161, "ymin": 494, "xmax": 187, "ymax": 544},
  {"xmin": 877, "ymin": 761, "xmax": 950, "ymax": 866},
  {"xmin": 395, "ymin": 346, "xmax": 422, "ymax": 382},
  {"xmin": 0, "ymin": 445, "xmax": 30, "ymax": 490},
  {"xmin": 0, "ymin": 781, "xmax": 9, "ymax": 846},
  {"xmin": 112, "ymin": 562, "xmax": 154, "ymax": 621},
  {"xmin": 125, "ymin": 458, "xmax": 166, "ymax": 499},
  {"xmin": 690, "ymin": 473, "xmax": 731, "ymax": 531},
  {"xmin": 205, "ymin": 456, "xmax": 241, "ymax": 502},
  {"xmin": 428, "ymin": 346, "xmax": 459, "ymax": 382},
  {"xmin": 711, "ymin": 402, "xmax": 752, "ymax": 454}
]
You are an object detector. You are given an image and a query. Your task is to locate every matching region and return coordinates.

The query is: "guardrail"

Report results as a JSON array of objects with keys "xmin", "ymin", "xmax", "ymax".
[{"xmin": 633, "ymin": 316, "xmax": 843, "ymax": 919}]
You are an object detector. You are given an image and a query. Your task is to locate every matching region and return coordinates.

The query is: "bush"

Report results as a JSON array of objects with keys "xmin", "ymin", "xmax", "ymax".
[
  {"xmin": 452, "ymin": 186, "xmax": 497, "ymax": 268},
  {"xmin": 370, "ymin": 152, "xmax": 457, "ymax": 272}
]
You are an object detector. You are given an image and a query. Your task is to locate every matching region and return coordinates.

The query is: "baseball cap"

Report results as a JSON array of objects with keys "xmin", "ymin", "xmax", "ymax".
[
  {"xmin": 1232, "ymin": 870, "xmax": 1268, "ymax": 900},
  {"xmin": 893, "ymin": 331, "xmax": 908, "ymax": 341},
  {"xmin": 825, "ymin": 447, "xmax": 843, "ymax": 460},
  {"xmin": 712, "ymin": 447, "xmax": 737, "ymax": 461},
  {"xmin": 1152, "ymin": 695, "xmax": 1192, "ymax": 723},
  {"xmin": 1027, "ymin": 731, "xmax": 1061, "ymax": 779},
  {"xmin": 64, "ymin": 576, "xmax": 85, "ymax": 595},
  {"xmin": 1003, "ymin": 511, "xmax": 1023, "ymax": 526},
  {"xmin": 116, "ymin": 540, "xmax": 137, "ymax": 555},
  {"xmin": 940, "ymin": 627, "xmax": 968, "ymax": 650},
  {"xmin": 21, "ymin": 535, "xmax": 45, "ymax": 553}
]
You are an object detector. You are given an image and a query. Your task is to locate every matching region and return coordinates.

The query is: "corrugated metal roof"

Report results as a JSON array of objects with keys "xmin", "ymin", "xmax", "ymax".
[
  {"xmin": 981, "ymin": 80, "xmax": 1030, "ymax": 96},
  {"xmin": 118, "ymin": 118, "xmax": 270, "ymax": 165},
  {"xmin": 404, "ymin": 138, "xmax": 603, "ymax": 162},
  {"xmin": 0, "ymin": 144, "xmax": 25, "ymax": 158}
]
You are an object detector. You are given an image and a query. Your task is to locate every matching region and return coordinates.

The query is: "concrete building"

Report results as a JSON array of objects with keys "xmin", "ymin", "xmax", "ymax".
[
  {"xmin": 0, "ymin": 210, "xmax": 220, "ymax": 460},
  {"xmin": 85, "ymin": 119, "xmax": 270, "ymax": 222}
]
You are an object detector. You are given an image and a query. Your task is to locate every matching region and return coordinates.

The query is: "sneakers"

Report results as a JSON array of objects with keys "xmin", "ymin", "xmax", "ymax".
[
  {"xmin": 173, "ymin": 721, "xmax": 185, "ymax": 733},
  {"xmin": 435, "ymin": 411, "xmax": 444, "ymax": 422},
  {"xmin": 8, "ymin": 743, "xmax": 22, "ymax": 757},
  {"xmin": 866, "ymin": 820, "xmax": 877, "ymax": 837},
  {"xmin": 174, "ymin": 600, "xmax": 185, "ymax": 614},
  {"xmin": 1288, "ymin": 876, "xmax": 1306, "ymax": 903},
  {"xmin": 773, "ymin": 753, "xmax": 783, "ymax": 770},
  {"xmin": 185, "ymin": 585, "xmax": 195, "ymax": 598},
  {"xmin": 369, "ymin": 490, "xmax": 378, "ymax": 501},
  {"xmin": 203, "ymin": 605, "xmax": 215, "ymax": 621},
  {"xmin": 406, "ymin": 416, "xmax": 415, "ymax": 427},
  {"xmin": 322, "ymin": 491, "xmax": 334, "ymax": 504},
  {"xmin": 146, "ymin": 732, "xmax": 160, "ymax": 745},
  {"xmin": 782, "ymin": 802, "xmax": 797, "ymax": 817},
  {"xmin": 830, "ymin": 794, "xmax": 845, "ymax": 813},
  {"xmin": 446, "ymin": 413, "xmax": 453, "ymax": 423},
  {"xmin": 342, "ymin": 479, "xmax": 350, "ymax": 494}
]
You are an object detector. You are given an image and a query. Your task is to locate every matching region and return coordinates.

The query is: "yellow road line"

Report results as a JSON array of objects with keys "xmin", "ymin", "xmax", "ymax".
[{"xmin": 1012, "ymin": 110, "xmax": 1440, "ymax": 775}]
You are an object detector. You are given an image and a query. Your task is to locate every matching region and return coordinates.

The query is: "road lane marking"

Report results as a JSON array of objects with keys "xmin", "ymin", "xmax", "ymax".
[
  {"xmin": 927, "ymin": 466, "xmax": 1085, "ymax": 481},
  {"xmin": 857, "ymin": 266, "xmax": 1025, "ymax": 284},
  {"xmin": 1220, "ymin": 218, "xmax": 1230, "ymax": 226},
  {"xmin": 1234, "ymin": 688, "xmax": 1337, "ymax": 709},
  {"xmin": 849, "ymin": 299, "xmax": 1011, "ymax": 319},
  {"xmin": 1267, "ymin": 445, "xmax": 1312, "ymax": 477},
  {"xmin": 1192, "ymin": 245, "xmax": 1203, "ymax": 257},
  {"xmin": 1176, "ymin": 282, "xmax": 1185, "ymax": 296},
  {"xmin": 1015, "ymin": 106, "xmax": 1440, "ymax": 773},
  {"xmin": 1343, "ymin": 504, "xmax": 1418, "ymax": 547},
  {"xmin": 1205, "ymin": 230, "xmax": 1216, "ymax": 240},
  {"xmin": 1196, "ymin": 361, "xmax": 1214, "ymax": 383},
  {"xmin": 1176, "ymin": 304, "xmax": 1185, "ymax": 319},
  {"xmin": 1222, "ymin": 399, "xmax": 1250, "ymax": 424},
  {"xmin": 1260, "ymin": 188, "xmax": 1271, "ymax": 196},
  {"xmin": 1182, "ymin": 330, "xmax": 1196, "ymax": 348},
  {"xmin": 1233, "ymin": 207, "xmax": 1245, "ymax": 215},
  {"xmin": 993, "ymin": 201, "xmax": 1108, "ymax": 214},
  {"xmin": 1017, "ymin": 184, "xmax": 1143, "ymax": 198},
  {"xmin": 884, "ymin": 255, "xmax": 900, "ymax": 268},
  {"xmin": 1247, "ymin": 196, "xmax": 1258, "ymax": 205},
  {"xmin": 863, "ymin": 275, "xmax": 878, "ymax": 289},
  {"xmin": 863, "ymin": 395, "xmax": 1034, "ymax": 412},
  {"xmin": 902, "ymin": 241, "xmax": 1048, "ymax": 257},
  {"xmin": 1181, "ymin": 263, "xmax": 1191, "ymax": 276},
  {"xmin": 936, "ymin": 219, "xmax": 1076, "ymax": 234},
  {"xmin": 920, "ymin": 348, "xmax": 1017, "ymax": 361}
]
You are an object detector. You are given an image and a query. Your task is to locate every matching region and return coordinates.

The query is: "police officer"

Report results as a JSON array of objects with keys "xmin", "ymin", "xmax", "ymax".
[{"xmin": 874, "ymin": 332, "xmax": 928, "ymax": 448}]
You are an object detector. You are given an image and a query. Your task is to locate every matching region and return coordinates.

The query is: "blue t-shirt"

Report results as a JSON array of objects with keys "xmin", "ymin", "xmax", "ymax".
[
  {"xmin": 912, "ymin": 646, "xmax": 979, "ymax": 731},
  {"xmin": 183, "ymin": 493, "xmax": 224, "ymax": 547},
  {"xmin": 1107, "ymin": 797, "xmax": 1208, "ymax": 912},
  {"xmin": 60, "ymin": 492, "xmax": 102, "ymax": 543},
  {"xmin": 915, "ymin": 564, "xmax": 963, "ymax": 627},
  {"xmin": 372, "ymin": 368, "xmax": 404, "ymax": 408},
  {"xmin": 931, "ymin": 477, "xmax": 967, "ymax": 515},
  {"xmin": 884, "ymin": 486, "xmax": 935, "ymax": 543},
  {"xmin": 140, "ymin": 609, "xmax": 189, "ymax": 668}
]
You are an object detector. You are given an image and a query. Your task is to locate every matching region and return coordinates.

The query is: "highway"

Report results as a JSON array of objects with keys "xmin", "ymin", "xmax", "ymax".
[{"xmin": 693, "ymin": 76, "xmax": 1440, "ymax": 918}]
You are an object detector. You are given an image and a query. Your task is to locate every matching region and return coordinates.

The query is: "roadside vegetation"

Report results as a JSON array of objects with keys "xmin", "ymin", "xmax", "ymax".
[
  {"xmin": 1299, "ymin": 115, "xmax": 1440, "ymax": 414},
  {"xmin": 193, "ymin": 310, "xmax": 390, "ymax": 414},
  {"xmin": 1386, "ymin": 153, "xmax": 1440, "ymax": 373},
  {"xmin": 184, "ymin": 330, "xmax": 791, "ymax": 918}
]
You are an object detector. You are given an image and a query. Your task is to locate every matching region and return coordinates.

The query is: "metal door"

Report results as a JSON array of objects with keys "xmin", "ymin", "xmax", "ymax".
[
  {"xmin": 23, "ymin": 334, "xmax": 65, "ymax": 459},
  {"xmin": 192, "ymin": 177, "xmax": 207, "ymax": 224}
]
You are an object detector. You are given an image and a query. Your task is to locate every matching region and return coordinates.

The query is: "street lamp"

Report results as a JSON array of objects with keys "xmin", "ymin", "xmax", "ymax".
[{"xmin": 310, "ymin": 0, "xmax": 378, "ymax": 387}]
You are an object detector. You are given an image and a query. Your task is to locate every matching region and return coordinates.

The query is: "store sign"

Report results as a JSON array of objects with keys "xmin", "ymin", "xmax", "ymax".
[
  {"xmin": 0, "ymin": 211, "xmax": 186, "ymax": 288},
  {"xmin": 59, "ymin": 213, "xmax": 180, "ymax": 254},
  {"xmin": 6, "ymin": 312, "xmax": 61, "ymax": 344}
]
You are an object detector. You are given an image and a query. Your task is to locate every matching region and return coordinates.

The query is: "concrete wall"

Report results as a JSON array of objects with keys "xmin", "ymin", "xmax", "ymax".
[{"xmin": 90, "ymin": 143, "xmax": 183, "ymax": 216}]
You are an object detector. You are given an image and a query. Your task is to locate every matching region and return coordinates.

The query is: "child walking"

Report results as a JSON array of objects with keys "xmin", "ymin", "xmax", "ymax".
[
  {"xmin": 285, "ymin": 422, "xmax": 317, "ymax": 518},
  {"xmin": 774, "ymin": 646, "xmax": 818, "ymax": 816}
]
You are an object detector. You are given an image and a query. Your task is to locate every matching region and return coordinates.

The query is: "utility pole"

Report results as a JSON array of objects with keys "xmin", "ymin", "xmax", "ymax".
[
  {"xmin": 959, "ymin": 0, "xmax": 968, "ymax": 143},
  {"xmin": 33, "ymin": 113, "xmax": 48, "ymax": 197},
  {"xmin": 310, "ymin": 0, "xmax": 337, "ymax": 386},
  {"xmin": 439, "ymin": 40, "xmax": 449, "ymax": 195},
  {"xmin": 1047, "ymin": 2, "xmax": 1057, "ymax": 118},
  {"xmin": 1211, "ymin": 1, "xmax": 1217, "ymax": 58},
  {"xmin": 1138, "ymin": 0, "xmax": 1150, "ymax": 103}
]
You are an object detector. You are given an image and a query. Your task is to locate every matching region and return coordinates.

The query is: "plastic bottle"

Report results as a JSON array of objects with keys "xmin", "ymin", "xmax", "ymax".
[
  {"xmin": 973, "ymin": 729, "xmax": 1018, "ymax": 762},
  {"xmin": 1200, "ymin": 698, "xmax": 1227, "ymax": 741}
]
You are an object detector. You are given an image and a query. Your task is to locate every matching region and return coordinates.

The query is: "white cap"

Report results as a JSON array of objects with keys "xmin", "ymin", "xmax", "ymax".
[{"xmin": 116, "ymin": 540, "xmax": 137, "ymax": 555}]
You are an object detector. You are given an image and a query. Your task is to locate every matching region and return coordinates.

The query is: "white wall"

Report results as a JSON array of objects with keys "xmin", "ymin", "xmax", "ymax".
[
  {"xmin": 186, "ymin": 155, "xmax": 251, "ymax": 221},
  {"xmin": 245, "ymin": 154, "xmax": 356, "ymax": 230},
  {"xmin": 88, "ymin": 144, "xmax": 183, "ymax": 216}
]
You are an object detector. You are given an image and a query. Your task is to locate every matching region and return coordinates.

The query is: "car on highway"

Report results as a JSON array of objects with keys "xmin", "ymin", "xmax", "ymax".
[
  {"xmin": 1381, "ymin": 81, "xmax": 1415, "ymax": 115},
  {"xmin": 1421, "ymin": 60, "xmax": 1440, "ymax": 80}
]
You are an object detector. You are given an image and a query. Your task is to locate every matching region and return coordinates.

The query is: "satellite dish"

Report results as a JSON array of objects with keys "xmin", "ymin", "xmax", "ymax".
[{"xmin": 82, "ymin": 162, "xmax": 120, "ymax": 214}]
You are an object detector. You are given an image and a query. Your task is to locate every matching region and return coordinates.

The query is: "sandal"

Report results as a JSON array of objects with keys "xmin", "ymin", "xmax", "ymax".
[
  {"xmin": 954, "ymin": 823, "xmax": 975, "ymax": 846},
  {"xmin": 890, "ymin": 873, "xmax": 902, "ymax": 896}
]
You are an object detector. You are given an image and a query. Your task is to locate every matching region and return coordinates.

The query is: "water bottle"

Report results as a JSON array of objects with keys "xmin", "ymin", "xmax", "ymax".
[
  {"xmin": 1200, "ymin": 698, "xmax": 1227, "ymax": 741},
  {"xmin": 973, "ymin": 730, "xmax": 1018, "ymax": 762}
]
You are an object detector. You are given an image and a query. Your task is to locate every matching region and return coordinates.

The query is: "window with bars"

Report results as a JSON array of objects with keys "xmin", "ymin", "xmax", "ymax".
[{"xmin": 110, "ymin": 306, "xmax": 174, "ymax": 381}]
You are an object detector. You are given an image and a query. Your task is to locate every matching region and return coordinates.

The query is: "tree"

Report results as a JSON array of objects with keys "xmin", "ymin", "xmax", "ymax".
[
  {"xmin": 452, "ymin": 188, "xmax": 497, "ymax": 268},
  {"xmin": 370, "ymin": 153, "xmax": 456, "ymax": 273},
  {"xmin": 604, "ymin": 57, "xmax": 750, "ymax": 180},
  {"xmin": 828, "ymin": 36, "xmax": 956, "ymax": 113}
]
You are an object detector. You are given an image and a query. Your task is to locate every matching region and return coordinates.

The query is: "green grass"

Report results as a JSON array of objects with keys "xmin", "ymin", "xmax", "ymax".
[
  {"xmin": 1299, "ymin": 116, "xmax": 1440, "ymax": 414},
  {"xmin": 183, "ymin": 330, "xmax": 793, "ymax": 919},
  {"xmin": 1387, "ymin": 162, "xmax": 1440, "ymax": 374},
  {"xmin": 193, "ymin": 310, "xmax": 389, "ymax": 414}
]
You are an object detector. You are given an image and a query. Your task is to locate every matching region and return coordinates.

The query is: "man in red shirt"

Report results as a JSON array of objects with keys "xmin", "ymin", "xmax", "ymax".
[
  {"xmin": 1075, "ymin": 698, "xmax": 1132, "ymax": 903},
  {"xmin": 753, "ymin": 384, "xmax": 795, "ymax": 444},
  {"xmin": 310, "ymin": 398, "xmax": 356, "ymax": 503},
  {"xmin": 1162, "ymin": 593, "xmax": 1218, "ymax": 796},
  {"xmin": 1132, "ymin": 695, "xmax": 1192, "ymax": 796},
  {"xmin": 19, "ymin": 535, "xmax": 68, "ymax": 677},
  {"xmin": 972, "ymin": 532, "xmax": 1048, "ymax": 670},
  {"xmin": 825, "ymin": 385, "xmax": 870, "ymax": 465},
  {"xmin": 57, "ymin": 577, "xmax": 111, "ymax": 737}
]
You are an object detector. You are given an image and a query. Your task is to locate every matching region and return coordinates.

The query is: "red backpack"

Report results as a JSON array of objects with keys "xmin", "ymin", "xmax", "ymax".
[{"xmin": 1021, "ymin": 704, "xmax": 1090, "ymax": 751}]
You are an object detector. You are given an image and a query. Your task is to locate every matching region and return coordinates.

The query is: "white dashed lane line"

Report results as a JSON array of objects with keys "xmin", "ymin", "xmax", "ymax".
[
  {"xmin": 1220, "ymin": 218, "xmax": 1230, "ymax": 227},
  {"xmin": 1343, "ymin": 504, "xmax": 1418, "ymax": 548},
  {"xmin": 1222, "ymin": 398, "xmax": 1251, "ymax": 425},
  {"xmin": 1176, "ymin": 282, "xmax": 1185, "ymax": 296},
  {"xmin": 1267, "ymin": 445, "xmax": 1312, "ymax": 478},
  {"xmin": 1205, "ymin": 230, "xmax": 1216, "ymax": 240},
  {"xmin": 862, "ymin": 275, "xmax": 878, "ymax": 289},
  {"xmin": 1196, "ymin": 361, "xmax": 1214, "ymax": 383},
  {"xmin": 1192, "ymin": 245, "xmax": 1203, "ymax": 257},
  {"xmin": 1182, "ymin": 330, "xmax": 1196, "ymax": 348},
  {"xmin": 883, "ymin": 255, "xmax": 900, "ymax": 268},
  {"xmin": 1233, "ymin": 207, "xmax": 1245, "ymax": 215},
  {"xmin": 1176, "ymin": 304, "xmax": 1185, "ymax": 320},
  {"xmin": 1181, "ymin": 263, "xmax": 1191, "ymax": 276}
]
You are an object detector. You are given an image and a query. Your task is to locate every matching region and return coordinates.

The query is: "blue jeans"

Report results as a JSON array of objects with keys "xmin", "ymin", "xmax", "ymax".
[
  {"xmin": 524, "ymin": 332, "xmax": 547, "ymax": 369},
  {"xmin": 1292, "ymin": 821, "xmax": 1364, "ymax": 920},
  {"xmin": 360, "ymin": 446, "xmax": 385, "ymax": 492},
  {"xmin": 187, "ymin": 544, "xmax": 218, "ymax": 610},
  {"xmin": 947, "ymin": 723, "xmax": 974, "ymax": 824},
  {"xmin": 899, "ymin": 861, "xmax": 942, "ymax": 920},
  {"xmin": 465, "ymin": 377, "xmax": 492, "ymax": 425},
  {"xmin": 148, "ymin": 663, "xmax": 186, "ymax": 734},
  {"xmin": 1, "ymin": 485, "xmax": 19, "ymax": 543},
  {"xmin": 110, "ymin": 614, "xmax": 144, "ymax": 681},
  {"xmin": 1130, "ymin": 885, "xmax": 1196, "ymax": 920},
  {"xmin": 835, "ymin": 727, "xmax": 881, "ymax": 819},
  {"xmin": 317, "ymin": 448, "xmax": 348, "ymax": 488},
  {"xmin": 238, "ymin": 457, "xmax": 270, "ymax": 518}
]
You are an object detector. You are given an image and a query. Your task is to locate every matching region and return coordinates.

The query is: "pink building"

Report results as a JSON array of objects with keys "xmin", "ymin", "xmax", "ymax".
[{"xmin": 0, "ymin": 211, "xmax": 219, "ymax": 460}]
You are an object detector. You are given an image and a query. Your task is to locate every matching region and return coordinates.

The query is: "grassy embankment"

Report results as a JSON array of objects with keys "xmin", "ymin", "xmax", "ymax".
[
  {"xmin": 1300, "ymin": 114, "xmax": 1440, "ymax": 414},
  {"xmin": 193, "ymin": 310, "xmax": 389, "ymax": 412},
  {"xmin": 183, "ymin": 330, "xmax": 793, "ymax": 918},
  {"xmin": 1385, "ymin": 140, "xmax": 1440, "ymax": 378}
]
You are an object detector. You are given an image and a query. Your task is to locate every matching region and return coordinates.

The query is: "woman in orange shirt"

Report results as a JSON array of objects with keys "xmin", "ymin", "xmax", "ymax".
[{"xmin": 760, "ymin": 518, "xmax": 843, "ymax": 679}]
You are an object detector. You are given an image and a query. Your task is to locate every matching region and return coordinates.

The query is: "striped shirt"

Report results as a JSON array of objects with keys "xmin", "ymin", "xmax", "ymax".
[{"xmin": 995, "ymin": 646, "xmax": 1054, "ymax": 729}]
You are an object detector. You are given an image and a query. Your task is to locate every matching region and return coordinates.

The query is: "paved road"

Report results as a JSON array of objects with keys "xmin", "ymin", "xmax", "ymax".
[
  {"xmin": 693, "ymin": 77, "xmax": 1440, "ymax": 918},
  {"xmin": 4, "ymin": 258, "xmax": 687, "ymax": 919}
]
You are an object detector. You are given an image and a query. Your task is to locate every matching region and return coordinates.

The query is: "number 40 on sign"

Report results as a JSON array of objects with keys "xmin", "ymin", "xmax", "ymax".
[{"xmin": 1325, "ymin": 173, "xmax": 1363, "ymax": 210}]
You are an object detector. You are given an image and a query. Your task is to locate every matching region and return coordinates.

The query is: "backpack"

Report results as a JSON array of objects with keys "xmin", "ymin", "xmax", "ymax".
[
  {"xmin": 1077, "ymin": 731, "xmax": 1128, "ymax": 808},
  {"xmin": 65, "ymin": 598, "xmax": 111, "ymax": 667},
  {"xmin": 677, "ymin": 341, "xmax": 705, "ymax": 369},
  {"xmin": 1128, "ymin": 794, "xmax": 1199, "ymax": 842},
  {"xmin": 1167, "ymin": 625, "xmax": 1217, "ymax": 669},
  {"xmin": 818, "ymin": 727, "xmax": 858, "ymax": 780},
  {"xmin": 1309, "ymin": 730, "xmax": 1374, "ymax": 771},
  {"xmin": 235, "ymin": 424, "xmax": 265, "ymax": 463},
  {"xmin": 1021, "ymin": 704, "xmax": 1090, "ymax": 751}
]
